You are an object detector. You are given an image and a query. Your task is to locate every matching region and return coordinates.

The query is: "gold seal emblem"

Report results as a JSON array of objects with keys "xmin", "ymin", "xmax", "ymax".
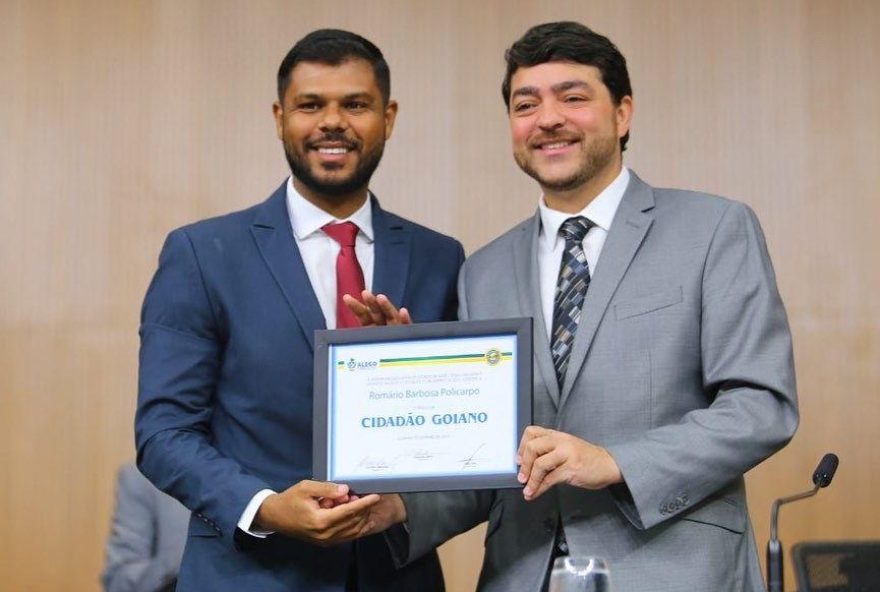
[{"xmin": 485, "ymin": 348, "xmax": 501, "ymax": 366}]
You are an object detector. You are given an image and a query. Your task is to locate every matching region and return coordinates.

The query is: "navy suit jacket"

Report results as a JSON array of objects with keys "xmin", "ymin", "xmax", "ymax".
[{"xmin": 135, "ymin": 184, "xmax": 463, "ymax": 591}]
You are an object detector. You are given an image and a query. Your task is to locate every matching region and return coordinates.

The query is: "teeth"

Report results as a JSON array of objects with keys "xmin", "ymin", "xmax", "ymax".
[
  {"xmin": 542, "ymin": 142, "xmax": 570, "ymax": 150},
  {"xmin": 318, "ymin": 147, "xmax": 348, "ymax": 154}
]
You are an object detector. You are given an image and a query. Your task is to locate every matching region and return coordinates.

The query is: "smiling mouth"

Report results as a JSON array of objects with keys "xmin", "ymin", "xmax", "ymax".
[
  {"xmin": 307, "ymin": 133, "xmax": 359, "ymax": 155},
  {"xmin": 533, "ymin": 138, "xmax": 579, "ymax": 152},
  {"xmin": 316, "ymin": 146, "xmax": 351, "ymax": 155}
]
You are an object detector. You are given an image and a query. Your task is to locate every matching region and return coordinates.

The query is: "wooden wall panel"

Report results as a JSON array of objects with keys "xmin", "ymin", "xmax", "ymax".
[{"xmin": 2, "ymin": 1, "xmax": 877, "ymax": 590}]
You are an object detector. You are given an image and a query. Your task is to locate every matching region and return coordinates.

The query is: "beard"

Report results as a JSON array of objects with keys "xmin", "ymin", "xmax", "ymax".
[
  {"xmin": 284, "ymin": 132, "xmax": 385, "ymax": 197},
  {"xmin": 515, "ymin": 131, "xmax": 618, "ymax": 192}
]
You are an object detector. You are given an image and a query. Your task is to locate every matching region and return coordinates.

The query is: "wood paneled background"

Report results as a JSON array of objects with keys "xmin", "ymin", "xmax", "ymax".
[{"xmin": 1, "ymin": 1, "xmax": 877, "ymax": 590}]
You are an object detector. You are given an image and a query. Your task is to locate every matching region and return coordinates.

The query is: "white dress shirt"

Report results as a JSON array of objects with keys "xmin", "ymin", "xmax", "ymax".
[
  {"xmin": 537, "ymin": 167, "xmax": 630, "ymax": 340},
  {"xmin": 238, "ymin": 178, "xmax": 376, "ymax": 537},
  {"xmin": 287, "ymin": 177, "xmax": 375, "ymax": 328}
]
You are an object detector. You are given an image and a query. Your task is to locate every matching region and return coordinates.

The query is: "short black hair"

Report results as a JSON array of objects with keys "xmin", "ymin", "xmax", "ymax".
[
  {"xmin": 277, "ymin": 29, "xmax": 390, "ymax": 105},
  {"xmin": 502, "ymin": 21, "xmax": 632, "ymax": 151}
]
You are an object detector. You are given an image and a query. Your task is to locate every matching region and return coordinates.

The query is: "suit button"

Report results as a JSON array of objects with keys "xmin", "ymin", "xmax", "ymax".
[{"xmin": 543, "ymin": 517, "xmax": 556, "ymax": 533}]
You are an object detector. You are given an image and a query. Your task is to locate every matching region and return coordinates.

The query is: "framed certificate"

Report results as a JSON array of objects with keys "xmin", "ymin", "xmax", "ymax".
[{"xmin": 313, "ymin": 318, "xmax": 532, "ymax": 493}]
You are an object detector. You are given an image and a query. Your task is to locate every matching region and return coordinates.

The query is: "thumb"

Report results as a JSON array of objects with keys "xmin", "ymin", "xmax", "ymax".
[{"xmin": 298, "ymin": 480, "xmax": 349, "ymax": 499}]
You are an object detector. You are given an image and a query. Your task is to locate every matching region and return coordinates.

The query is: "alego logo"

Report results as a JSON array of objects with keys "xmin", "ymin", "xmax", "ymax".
[{"xmin": 346, "ymin": 358, "xmax": 379, "ymax": 371}]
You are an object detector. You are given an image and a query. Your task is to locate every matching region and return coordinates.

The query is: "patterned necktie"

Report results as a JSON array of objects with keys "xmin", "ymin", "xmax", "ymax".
[
  {"xmin": 550, "ymin": 216, "xmax": 594, "ymax": 388},
  {"xmin": 322, "ymin": 221, "xmax": 366, "ymax": 329}
]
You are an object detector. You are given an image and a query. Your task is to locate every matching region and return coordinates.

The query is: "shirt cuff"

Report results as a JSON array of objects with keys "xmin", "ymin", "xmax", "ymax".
[{"xmin": 237, "ymin": 489, "xmax": 276, "ymax": 538}]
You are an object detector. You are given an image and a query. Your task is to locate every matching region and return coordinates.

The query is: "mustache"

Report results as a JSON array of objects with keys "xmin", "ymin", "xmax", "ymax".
[
  {"xmin": 305, "ymin": 132, "xmax": 360, "ymax": 150},
  {"xmin": 528, "ymin": 131, "xmax": 581, "ymax": 148}
]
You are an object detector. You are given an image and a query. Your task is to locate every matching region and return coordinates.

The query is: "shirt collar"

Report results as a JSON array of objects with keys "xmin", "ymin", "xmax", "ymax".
[
  {"xmin": 285, "ymin": 177, "xmax": 374, "ymax": 242},
  {"xmin": 538, "ymin": 166, "xmax": 630, "ymax": 249}
]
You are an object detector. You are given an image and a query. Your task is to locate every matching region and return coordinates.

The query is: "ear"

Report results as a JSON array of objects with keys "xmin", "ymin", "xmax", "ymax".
[
  {"xmin": 272, "ymin": 101, "xmax": 284, "ymax": 140},
  {"xmin": 383, "ymin": 100, "xmax": 399, "ymax": 140},
  {"xmin": 615, "ymin": 96, "xmax": 634, "ymax": 140}
]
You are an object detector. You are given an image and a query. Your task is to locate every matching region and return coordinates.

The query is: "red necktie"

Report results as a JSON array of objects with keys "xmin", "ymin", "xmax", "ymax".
[{"xmin": 322, "ymin": 221, "xmax": 366, "ymax": 328}]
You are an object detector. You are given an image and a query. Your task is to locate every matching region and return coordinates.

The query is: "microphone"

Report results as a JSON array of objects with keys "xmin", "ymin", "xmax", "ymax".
[
  {"xmin": 766, "ymin": 453, "xmax": 839, "ymax": 592},
  {"xmin": 812, "ymin": 453, "xmax": 839, "ymax": 488}
]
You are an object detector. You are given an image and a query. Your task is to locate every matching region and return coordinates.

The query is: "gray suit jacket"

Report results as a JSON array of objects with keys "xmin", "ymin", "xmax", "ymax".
[
  {"xmin": 401, "ymin": 172, "xmax": 798, "ymax": 592},
  {"xmin": 102, "ymin": 464, "xmax": 189, "ymax": 592}
]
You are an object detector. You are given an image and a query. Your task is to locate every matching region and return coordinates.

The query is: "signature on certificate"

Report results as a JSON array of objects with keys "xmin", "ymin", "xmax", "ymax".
[
  {"xmin": 459, "ymin": 443, "xmax": 486, "ymax": 470},
  {"xmin": 356, "ymin": 456, "xmax": 392, "ymax": 472}
]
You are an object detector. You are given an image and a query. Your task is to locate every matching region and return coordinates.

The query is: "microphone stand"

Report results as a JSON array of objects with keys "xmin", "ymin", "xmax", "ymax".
[
  {"xmin": 767, "ymin": 486, "xmax": 820, "ymax": 592},
  {"xmin": 766, "ymin": 453, "xmax": 839, "ymax": 592}
]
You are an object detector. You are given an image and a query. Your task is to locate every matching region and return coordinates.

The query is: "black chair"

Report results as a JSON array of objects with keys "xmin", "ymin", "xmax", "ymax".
[{"xmin": 791, "ymin": 540, "xmax": 880, "ymax": 591}]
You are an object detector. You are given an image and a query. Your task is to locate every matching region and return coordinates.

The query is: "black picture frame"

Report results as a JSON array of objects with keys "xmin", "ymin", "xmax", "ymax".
[{"xmin": 312, "ymin": 317, "xmax": 533, "ymax": 493}]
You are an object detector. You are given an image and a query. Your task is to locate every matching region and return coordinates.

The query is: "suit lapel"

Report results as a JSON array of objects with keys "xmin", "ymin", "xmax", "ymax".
[
  {"xmin": 513, "ymin": 213, "xmax": 561, "ymax": 407},
  {"xmin": 559, "ymin": 174, "xmax": 656, "ymax": 407},
  {"xmin": 371, "ymin": 196, "xmax": 411, "ymax": 307},
  {"xmin": 250, "ymin": 184, "xmax": 326, "ymax": 352}
]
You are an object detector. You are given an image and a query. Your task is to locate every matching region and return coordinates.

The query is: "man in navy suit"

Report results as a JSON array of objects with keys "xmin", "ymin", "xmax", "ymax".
[{"xmin": 135, "ymin": 29, "xmax": 462, "ymax": 591}]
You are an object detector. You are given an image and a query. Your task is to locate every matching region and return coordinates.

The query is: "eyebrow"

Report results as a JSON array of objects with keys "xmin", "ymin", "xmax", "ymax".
[
  {"xmin": 291, "ymin": 92, "xmax": 321, "ymax": 103},
  {"xmin": 511, "ymin": 86, "xmax": 540, "ymax": 100},
  {"xmin": 510, "ymin": 79, "xmax": 594, "ymax": 101},
  {"xmin": 290, "ymin": 91, "xmax": 376, "ymax": 104},
  {"xmin": 551, "ymin": 80, "xmax": 594, "ymax": 94}
]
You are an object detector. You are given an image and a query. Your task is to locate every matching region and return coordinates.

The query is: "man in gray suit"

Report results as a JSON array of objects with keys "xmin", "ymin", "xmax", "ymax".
[
  {"xmin": 102, "ymin": 463, "xmax": 189, "ymax": 592},
  {"xmin": 352, "ymin": 21, "xmax": 798, "ymax": 592}
]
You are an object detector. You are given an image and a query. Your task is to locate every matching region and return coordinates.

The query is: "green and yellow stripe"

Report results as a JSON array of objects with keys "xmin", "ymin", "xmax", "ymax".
[{"xmin": 379, "ymin": 352, "xmax": 512, "ymax": 368}]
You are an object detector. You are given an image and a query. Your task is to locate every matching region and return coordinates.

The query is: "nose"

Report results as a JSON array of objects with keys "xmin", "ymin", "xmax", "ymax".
[
  {"xmin": 536, "ymin": 101, "xmax": 565, "ymax": 131},
  {"xmin": 319, "ymin": 103, "xmax": 348, "ymax": 132}
]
